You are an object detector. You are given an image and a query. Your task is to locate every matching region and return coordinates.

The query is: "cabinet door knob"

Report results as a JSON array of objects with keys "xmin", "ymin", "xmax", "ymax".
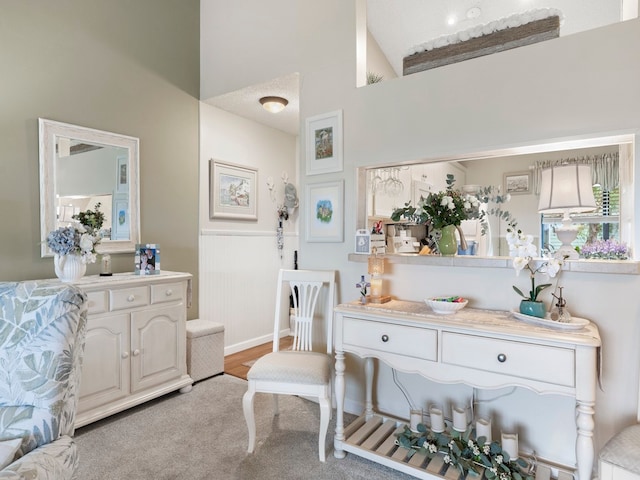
[
  {"xmin": 165, "ymin": 289, "xmax": 173, "ymax": 297},
  {"xmin": 133, "ymin": 349, "xmax": 140, "ymax": 356},
  {"xmin": 381, "ymin": 334, "xmax": 389, "ymax": 342},
  {"xmin": 127, "ymin": 295, "xmax": 135, "ymax": 302},
  {"xmin": 122, "ymin": 352, "xmax": 129, "ymax": 359},
  {"xmin": 497, "ymin": 353, "xmax": 507, "ymax": 363}
]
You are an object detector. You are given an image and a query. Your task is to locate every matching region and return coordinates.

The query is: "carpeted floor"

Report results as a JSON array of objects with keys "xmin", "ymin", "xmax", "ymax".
[{"xmin": 74, "ymin": 374, "xmax": 415, "ymax": 479}]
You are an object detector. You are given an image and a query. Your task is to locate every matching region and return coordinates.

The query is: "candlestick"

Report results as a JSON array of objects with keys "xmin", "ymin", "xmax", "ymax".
[
  {"xmin": 452, "ymin": 405, "xmax": 467, "ymax": 432},
  {"xmin": 410, "ymin": 408, "xmax": 423, "ymax": 432},
  {"xmin": 501, "ymin": 432, "xmax": 519, "ymax": 460},
  {"xmin": 475, "ymin": 417, "xmax": 492, "ymax": 443},
  {"xmin": 429, "ymin": 405, "xmax": 445, "ymax": 433}
]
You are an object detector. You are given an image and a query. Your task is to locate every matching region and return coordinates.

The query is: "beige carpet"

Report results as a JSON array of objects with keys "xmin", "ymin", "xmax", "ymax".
[{"xmin": 74, "ymin": 374, "xmax": 415, "ymax": 479}]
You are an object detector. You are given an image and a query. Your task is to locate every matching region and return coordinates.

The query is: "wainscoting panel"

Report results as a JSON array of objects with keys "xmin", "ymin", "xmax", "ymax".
[{"xmin": 199, "ymin": 229, "xmax": 299, "ymax": 355}]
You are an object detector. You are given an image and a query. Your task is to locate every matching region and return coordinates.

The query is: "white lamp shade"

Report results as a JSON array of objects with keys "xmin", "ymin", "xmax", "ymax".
[{"xmin": 538, "ymin": 164, "xmax": 597, "ymax": 214}]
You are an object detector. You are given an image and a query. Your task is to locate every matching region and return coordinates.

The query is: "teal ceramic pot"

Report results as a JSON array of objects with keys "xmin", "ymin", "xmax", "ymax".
[
  {"xmin": 519, "ymin": 300, "xmax": 546, "ymax": 318},
  {"xmin": 437, "ymin": 225, "xmax": 458, "ymax": 256}
]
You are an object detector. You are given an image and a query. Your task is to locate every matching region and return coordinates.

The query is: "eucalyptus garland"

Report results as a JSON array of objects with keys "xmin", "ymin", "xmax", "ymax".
[{"xmin": 395, "ymin": 424, "xmax": 534, "ymax": 480}]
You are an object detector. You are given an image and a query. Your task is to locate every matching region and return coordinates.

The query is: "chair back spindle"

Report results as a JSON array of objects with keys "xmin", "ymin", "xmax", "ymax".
[{"xmin": 290, "ymin": 280, "xmax": 322, "ymax": 351}]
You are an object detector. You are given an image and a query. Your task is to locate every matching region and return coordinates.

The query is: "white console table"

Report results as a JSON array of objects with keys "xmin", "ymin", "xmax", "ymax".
[{"xmin": 333, "ymin": 300, "xmax": 601, "ymax": 480}]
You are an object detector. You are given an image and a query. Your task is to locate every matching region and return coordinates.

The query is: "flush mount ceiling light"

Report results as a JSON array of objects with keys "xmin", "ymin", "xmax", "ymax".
[{"xmin": 259, "ymin": 96, "xmax": 288, "ymax": 113}]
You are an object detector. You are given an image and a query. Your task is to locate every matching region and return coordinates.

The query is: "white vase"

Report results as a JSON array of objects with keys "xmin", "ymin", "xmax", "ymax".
[{"xmin": 54, "ymin": 254, "xmax": 86, "ymax": 283}]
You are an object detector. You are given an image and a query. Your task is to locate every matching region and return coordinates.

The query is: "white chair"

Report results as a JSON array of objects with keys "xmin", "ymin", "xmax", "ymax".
[{"xmin": 242, "ymin": 269, "xmax": 336, "ymax": 462}]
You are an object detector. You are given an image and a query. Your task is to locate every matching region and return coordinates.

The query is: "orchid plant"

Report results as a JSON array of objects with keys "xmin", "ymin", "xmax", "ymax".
[{"xmin": 506, "ymin": 231, "xmax": 561, "ymax": 302}]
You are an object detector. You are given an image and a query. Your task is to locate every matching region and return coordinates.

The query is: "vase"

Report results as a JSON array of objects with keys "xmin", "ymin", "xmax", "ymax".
[
  {"xmin": 519, "ymin": 300, "xmax": 546, "ymax": 318},
  {"xmin": 437, "ymin": 225, "xmax": 458, "ymax": 256},
  {"xmin": 54, "ymin": 254, "xmax": 86, "ymax": 283}
]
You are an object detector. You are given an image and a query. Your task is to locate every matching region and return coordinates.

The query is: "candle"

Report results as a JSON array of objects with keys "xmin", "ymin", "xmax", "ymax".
[
  {"xmin": 476, "ymin": 417, "xmax": 492, "ymax": 443},
  {"xmin": 429, "ymin": 405, "xmax": 445, "ymax": 433},
  {"xmin": 452, "ymin": 405, "xmax": 467, "ymax": 432},
  {"xmin": 501, "ymin": 432, "xmax": 519, "ymax": 460},
  {"xmin": 410, "ymin": 409, "xmax": 423, "ymax": 432},
  {"xmin": 370, "ymin": 277, "xmax": 382, "ymax": 297}
]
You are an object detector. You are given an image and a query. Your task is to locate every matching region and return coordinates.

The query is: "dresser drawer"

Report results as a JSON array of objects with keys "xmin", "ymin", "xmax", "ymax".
[
  {"xmin": 150, "ymin": 282, "xmax": 184, "ymax": 305},
  {"xmin": 109, "ymin": 286, "xmax": 149, "ymax": 311},
  {"xmin": 343, "ymin": 317, "xmax": 437, "ymax": 361},
  {"xmin": 442, "ymin": 332, "xmax": 575, "ymax": 387},
  {"xmin": 86, "ymin": 291, "xmax": 107, "ymax": 314}
]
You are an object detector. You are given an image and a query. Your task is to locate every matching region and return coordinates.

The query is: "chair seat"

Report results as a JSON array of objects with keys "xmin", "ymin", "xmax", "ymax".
[
  {"xmin": 600, "ymin": 425, "xmax": 640, "ymax": 474},
  {"xmin": 247, "ymin": 351, "xmax": 330, "ymax": 385}
]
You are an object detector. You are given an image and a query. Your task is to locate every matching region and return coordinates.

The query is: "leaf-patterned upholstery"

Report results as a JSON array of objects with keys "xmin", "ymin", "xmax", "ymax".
[{"xmin": 0, "ymin": 281, "xmax": 87, "ymax": 479}]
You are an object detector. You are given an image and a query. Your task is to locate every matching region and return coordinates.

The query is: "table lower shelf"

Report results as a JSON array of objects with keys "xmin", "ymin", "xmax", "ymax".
[{"xmin": 340, "ymin": 414, "xmax": 575, "ymax": 480}]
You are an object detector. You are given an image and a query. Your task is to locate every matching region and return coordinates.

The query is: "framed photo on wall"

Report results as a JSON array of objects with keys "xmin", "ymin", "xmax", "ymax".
[
  {"xmin": 116, "ymin": 155, "xmax": 128, "ymax": 193},
  {"xmin": 503, "ymin": 171, "xmax": 531, "ymax": 195},
  {"xmin": 210, "ymin": 160, "xmax": 258, "ymax": 220},
  {"xmin": 306, "ymin": 180, "xmax": 344, "ymax": 242},
  {"xmin": 305, "ymin": 110, "xmax": 343, "ymax": 175}
]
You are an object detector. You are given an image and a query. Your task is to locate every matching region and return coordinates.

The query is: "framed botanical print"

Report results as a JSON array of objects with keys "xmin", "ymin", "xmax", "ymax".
[
  {"xmin": 305, "ymin": 110, "xmax": 343, "ymax": 175},
  {"xmin": 305, "ymin": 180, "xmax": 344, "ymax": 242},
  {"xmin": 210, "ymin": 160, "xmax": 258, "ymax": 220}
]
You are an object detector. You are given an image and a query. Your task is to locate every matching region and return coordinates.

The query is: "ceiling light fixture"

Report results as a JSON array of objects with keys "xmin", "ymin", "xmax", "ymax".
[{"xmin": 259, "ymin": 96, "xmax": 288, "ymax": 113}]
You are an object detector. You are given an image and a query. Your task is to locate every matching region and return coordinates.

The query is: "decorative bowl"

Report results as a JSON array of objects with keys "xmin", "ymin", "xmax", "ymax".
[{"xmin": 425, "ymin": 296, "xmax": 468, "ymax": 314}]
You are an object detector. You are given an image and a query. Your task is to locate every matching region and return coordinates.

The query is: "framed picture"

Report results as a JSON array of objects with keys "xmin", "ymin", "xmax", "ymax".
[
  {"xmin": 210, "ymin": 160, "xmax": 258, "ymax": 220},
  {"xmin": 355, "ymin": 229, "xmax": 371, "ymax": 254},
  {"xmin": 305, "ymin": 110, "xmax": 343, "ymax": 175},
  {"xmin": 116, "ymin": 155, "xmax": 128, "ymax": 193},
  {"xmin": 306, "ymin": 180, "xmax": 344, "ymax": 242},
  {"xmin": 503, "ymin": 171, "xmax": 531, "ymax": 195},
  {"xmin": 135, "ymin": 244, "xmax": 160, "ymax": 275}
]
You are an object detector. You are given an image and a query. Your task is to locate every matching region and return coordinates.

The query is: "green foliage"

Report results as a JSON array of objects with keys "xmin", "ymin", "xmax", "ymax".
[
  {"xmin": 72, "ymin": 202, "xmax": 105, "ymax": 232},
  {"xmin": 366, "ymin": 72, "xmax": 384, "ymax": 84}
]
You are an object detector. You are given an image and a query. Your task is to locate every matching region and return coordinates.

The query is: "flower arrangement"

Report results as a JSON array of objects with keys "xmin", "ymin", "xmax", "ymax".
[
  {"xmin": 396, "ymin": 424, "xmax": 534, "ymax": 480},
  {"xmin": 580, "ymin": 239, "xmax": 629, "ymax": 260},
  {"xmin": 391, "ymin": 174, "xmax": 518, "ymax": 233},
  {"xmin": 46, "ymin": 224, "xmax": 100, "ymax": 264},
  {"xmin": 72, "ymin": 202, "xmax": 105, "ymax": 231},
  {"xmin": 506, "ymin": 231, "xmax": 561, "ymax": 301}
]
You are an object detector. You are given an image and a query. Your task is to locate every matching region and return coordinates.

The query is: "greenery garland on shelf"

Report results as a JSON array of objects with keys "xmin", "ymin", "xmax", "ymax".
[{"xmin": 395, "ymin": 423, "xmax": 535, "ymax": 480}]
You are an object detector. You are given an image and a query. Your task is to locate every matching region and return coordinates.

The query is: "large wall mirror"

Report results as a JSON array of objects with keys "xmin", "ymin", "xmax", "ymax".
[
  {"xmin": 39, "ymin": 118, "xmax": 140, "ymax": 256},
  {"xmin": 361, "ymin": 133, "xmax": 636, "ymax": 259}
]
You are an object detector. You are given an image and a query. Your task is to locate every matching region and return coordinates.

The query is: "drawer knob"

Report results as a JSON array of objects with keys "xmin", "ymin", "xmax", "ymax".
[
  {"xmin": 497, "ymin": 353, "xmax": 507, "ymax": 363},
  {"xmin": 165, "ymin": 289, "xmax": 173, "ymax": 297},
  {"xmin": 133, "ymin": 349, "xmax": 140, "ymax": 356},
  {"xmin": 127, "ymin": 295, "xmax": 135, "ymax": 302},
  {"xmin": 122, "ymin": 352, "xmax": 129, "ymax": 359},
  {"xmin": 381, "ymin": 334, "xmax": 389, "ymax": 343}
]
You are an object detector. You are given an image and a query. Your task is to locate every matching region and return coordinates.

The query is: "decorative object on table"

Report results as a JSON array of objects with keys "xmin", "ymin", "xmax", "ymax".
[
  {"xmin": 370, "ymin": 220, "xmax": 386, "ymax": 254},
  {"xmin": 549, "ymin": 287, "xmax": 571, "ymax": 323},
  {"xmin": 425, "ymin": 296, "xmax": 468, "ymax": 314},
  {"xmin": 209, "ymin": 160, "xmax": 258, "ymax": 220},
  {"xmin": 367, "ymin": 247, "xmax": 391, "ymax": 304},
  {"xmin": 507, "ymin": 231, "xmax": 562, "ymax": 318},
  {"xmin": 267, "ymin": 172, "xmax": 298, "ymax": 259},
  {"xmin": 134, "ymin": 244, "xmax": 160, "ymax": 275},
  {"xmin": 100, "ymin": 253, "xmax": 112, "ymax": 276},
  {"xmin": 354, "ymin": 229, "xmax": 371, "ymax": 254},
  {"xmin": 580, "ymin": 239, "xmax": 629, "ymax": 260},
  {"xmin": 305, "ymin": 180, "xmax": 344, "ymax": 242},
  {"xmin": 356, "ymin": 275, "xmax": 370, "ymax": 304},
  {"xmin": 538, "ymin": 164, "xmax": 597, "ymax": 260},
  {"xmin": 305, "ymin": 110, "xmax": 343, "ymax": 176},
  {"xmin": 46, "ymin": 207, "xmax": 102, "ymax": 282},
  {"xmin": 391, "ymin": 174, "xmax": 518, "ymax": 255},
  {"xmin": 510, "ymin": 310, "xmax": 589, "ymax": 330},
  {"xmin": 395, "ymin": 422, "xmax": 534, "ymax": 480}
]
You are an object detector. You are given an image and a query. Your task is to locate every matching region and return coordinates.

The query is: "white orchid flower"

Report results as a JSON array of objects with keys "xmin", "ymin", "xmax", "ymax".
[
  {"xmin": 540, "ymin": 257, "xmax": 561, "ymax": 277},
  {"xmin": 513, "ymin": 256, "xmax": 529, "ymax": 275}
]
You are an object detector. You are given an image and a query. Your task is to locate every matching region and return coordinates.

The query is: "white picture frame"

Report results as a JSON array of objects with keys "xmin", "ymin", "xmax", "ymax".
[
  {"xmin": 306, "ymin": 180, "xmax": 344, "ymax": 242},
  {"xmin": 305, "ymin": 110, "xmax": 343, "ymax": 176},
  {"xmin": 210, "ymin": 160, "xmax": 258, "ymax": 220},
  {"xmin": 503, "ymin": 171, "xmax": 531, "ymax": 195}
]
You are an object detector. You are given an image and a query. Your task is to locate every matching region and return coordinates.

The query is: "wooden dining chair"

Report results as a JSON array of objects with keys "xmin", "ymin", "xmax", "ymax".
[{"xmin": 242, "ymin": 269, "xmax": 336, "ymax": 461}]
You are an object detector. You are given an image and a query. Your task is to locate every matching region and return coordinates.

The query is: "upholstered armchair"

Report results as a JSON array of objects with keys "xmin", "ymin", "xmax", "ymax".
[{"xmin": 0, "ymin": 281, "xmax": 87, "ymax": 479}]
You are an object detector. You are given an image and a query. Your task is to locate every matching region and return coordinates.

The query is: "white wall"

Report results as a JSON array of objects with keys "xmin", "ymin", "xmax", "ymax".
[
  {"xmin": 199, "ymin": 103, "xmax": 299, "ymax": 353},
  {"xmin": 200, "ymin": 0, "xmax": 640, "ymax": 470}
]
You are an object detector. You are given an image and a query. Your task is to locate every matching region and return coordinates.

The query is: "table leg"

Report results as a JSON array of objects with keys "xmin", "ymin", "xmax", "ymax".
[
  {"xmin": 575, "ymin": 400, "xmax": 595, "ymax": 480},
  {"xmin": 365, "ymin": 357, "xmax": 374, "ymax": 419},
  {"xmin": 334, "ymin": 349, "xmax": 346, "ymax": 459}
]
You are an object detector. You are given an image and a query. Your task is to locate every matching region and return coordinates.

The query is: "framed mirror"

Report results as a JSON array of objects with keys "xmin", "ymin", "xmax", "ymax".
[{"xmin": 39, "ymin": 118, "xmax": 140, "ymax": 257}]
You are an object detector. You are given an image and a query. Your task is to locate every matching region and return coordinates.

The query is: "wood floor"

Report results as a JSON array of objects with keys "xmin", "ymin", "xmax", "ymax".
[{"xmin": 224, "ymin": 336, "xmax": 293, "ymax": 381}]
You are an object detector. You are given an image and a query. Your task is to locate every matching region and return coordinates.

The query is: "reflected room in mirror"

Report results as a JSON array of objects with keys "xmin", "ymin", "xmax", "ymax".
[
  {"xmin": 362, "ymin": 134, "xmax": 634, "ymax": 259},
  {"xmin": 39, "ymin": 119, "xmax": 140, "ymax": 257}
]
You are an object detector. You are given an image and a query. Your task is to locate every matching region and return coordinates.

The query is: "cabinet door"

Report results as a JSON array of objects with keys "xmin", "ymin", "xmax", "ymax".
[
  {"xmin": 130, "ymin": 304, "xmax": 185, "ymax": 393},
  {"xmin": 78, "ymin": 313, "xmax": 130, "ymax": 413}
]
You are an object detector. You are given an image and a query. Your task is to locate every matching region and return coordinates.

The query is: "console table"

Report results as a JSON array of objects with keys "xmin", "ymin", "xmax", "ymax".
[{"xmin": 333, "ymin": 300, "xmax": 601, "ymax": 480}]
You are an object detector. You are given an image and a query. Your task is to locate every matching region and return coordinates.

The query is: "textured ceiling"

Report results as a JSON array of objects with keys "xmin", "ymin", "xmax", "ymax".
[{"xmin": 203, "ymin": 1, "xmax": 623, "ymax": 136}]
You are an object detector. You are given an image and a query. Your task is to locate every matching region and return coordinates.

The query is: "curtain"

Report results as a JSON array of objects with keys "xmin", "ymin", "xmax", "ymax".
[{"xmin": 532, "ymin": 153, "xmax": 619, "ymax": 195}]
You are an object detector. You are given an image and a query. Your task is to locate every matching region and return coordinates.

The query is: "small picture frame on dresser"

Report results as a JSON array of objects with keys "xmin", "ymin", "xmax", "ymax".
[{"xmin": 135, "ymin": 244, "xmax": 160, "ymax": 275}]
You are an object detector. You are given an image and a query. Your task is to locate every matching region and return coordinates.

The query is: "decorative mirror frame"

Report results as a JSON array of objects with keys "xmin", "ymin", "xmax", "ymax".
[{"xmin": 39, "ymin": 118, "xmax": 141, "ymax": 257}]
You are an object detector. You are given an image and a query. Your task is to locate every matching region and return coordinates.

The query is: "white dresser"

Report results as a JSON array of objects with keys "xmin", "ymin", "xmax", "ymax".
[
  {"xmin": 73, "ymin": 271, "xmax": 193, "ymax": 428},
  {"xmin": 333, "ymin": 300, "xmax": 601, "ymax": 480}
]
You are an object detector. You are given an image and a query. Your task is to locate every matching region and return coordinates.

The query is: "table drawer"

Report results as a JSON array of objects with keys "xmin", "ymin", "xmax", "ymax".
[
  {"xmin": 442, "ymin": 332, "xmax": 575, "ymax": 387},
  {"xmin": 109, "ymin": 286, "xmax": 149, "ymax": 311},
  {"xmin": 150, "ymin": 282, "xmax": 184, "ymax": 305},
  {"xmin": 86, "ymin": 291, "xmax": 107, "ymax": 314},
  {"xmin": 343, "ymin": 317, "xmax": 437, "ymax": 361}
]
